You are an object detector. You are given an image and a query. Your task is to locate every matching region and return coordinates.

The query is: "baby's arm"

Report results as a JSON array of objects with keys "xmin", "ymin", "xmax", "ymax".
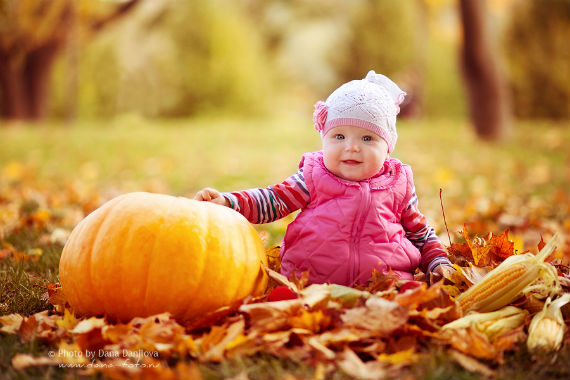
[
  {"xmin": 400, "ymin": 187, "xmax": 453, "ymax": 283},
  {"xmin": 194, "ymin": 188, "xmax": 229, "ymax": 206},
  {"xmin": 195, "ymin": 169, "xmax": 310, "ymax": 224}
]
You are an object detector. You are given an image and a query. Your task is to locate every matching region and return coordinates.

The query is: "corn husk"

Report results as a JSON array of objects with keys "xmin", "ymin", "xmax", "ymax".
[
  {"xmin": 456, "ymin": 233, "xmax": 561, "ymax": 313},
  {"xmin": 442, "ymin": 306, "xmax": 528, "ymax": 342},
  {"xmin": 527, "ymin": 293, "xmax": 570, "ymax": 352}
]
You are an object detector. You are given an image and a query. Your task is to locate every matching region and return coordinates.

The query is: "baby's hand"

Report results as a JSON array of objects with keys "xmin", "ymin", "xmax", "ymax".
[
  {"xmin": 430, "ymin": 264, "xmax": 455, "ymax": 285},
  {"xmin": 194, "ymin": 188, "xmax": 229, "ymax": 207}
]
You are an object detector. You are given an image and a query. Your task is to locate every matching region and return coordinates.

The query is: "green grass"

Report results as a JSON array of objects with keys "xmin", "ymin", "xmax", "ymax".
[{"xmin": 0, "ymin": 116, "xmax": 569, "ymax": 379}]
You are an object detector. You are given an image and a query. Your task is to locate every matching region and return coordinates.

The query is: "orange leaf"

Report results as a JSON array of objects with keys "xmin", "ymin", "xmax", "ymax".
[
  {"xmin": 472, "ymin": 245, "xmax": 494, "ymax": 266},
  {"xmin": 442, "ymin": 327, "xmax": 498, "ymax": 361},
  {"xmin": 200, "ymin": 319, "xmax": 245, "ymax": 362},
  {"xmin": 537, "ymin": 236, "xmax": 546, "ymax": 252},
  {"xmin": 488, "ymin": 230, "xmax": 515, "ymax": 259},
  {"xmin": 0, "ymin": 248, "xmax": 11, "ymax": 260},
  {"xmin": 394, "ymin": 282, "xmax": 443, "ymax": 309},
  {"xmin": 18, "ymin": 311, "xmax": 59, "ymax": 343},
  {"xmin": 448, "ymin": 242, "xmax": 473, "ymax": 260},
  {"xmin": 46, "ymin": 283, "xmax": 67, "ymax": 309}
]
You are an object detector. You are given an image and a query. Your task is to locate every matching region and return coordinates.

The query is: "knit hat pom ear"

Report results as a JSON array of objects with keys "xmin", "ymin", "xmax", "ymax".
[{"xmin": 365, "ymin": 70, "xmax": 407, "ymax": 114}]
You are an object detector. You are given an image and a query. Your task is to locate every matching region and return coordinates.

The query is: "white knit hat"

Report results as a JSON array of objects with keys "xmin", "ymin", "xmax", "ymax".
[{"xmin": 313, "ymin": 70, "xmax": 406, "ymax": 153}]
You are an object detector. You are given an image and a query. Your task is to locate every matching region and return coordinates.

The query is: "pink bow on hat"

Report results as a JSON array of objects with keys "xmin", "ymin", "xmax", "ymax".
[{"xmin": 313, "ymin": 101, "xmax": 328, "ymax": 133}]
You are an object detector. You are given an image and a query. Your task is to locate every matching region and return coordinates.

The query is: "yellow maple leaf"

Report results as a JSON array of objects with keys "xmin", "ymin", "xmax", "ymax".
[
  {"xmin": 288, "ymin": 309, "xmax": 331, "ymax": 333},
  {"xmin": 56, "ymin": 309, "xmax": 78, "ymax": 331},
  {"xmin": 377, "ymin": 348, "xmax": 420, "ymax": 365}
]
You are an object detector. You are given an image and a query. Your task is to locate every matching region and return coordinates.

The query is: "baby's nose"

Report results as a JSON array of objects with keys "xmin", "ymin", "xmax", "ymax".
[{"xmin": 346, "ymin": 139, "xmax": 360, "ymax": 152}]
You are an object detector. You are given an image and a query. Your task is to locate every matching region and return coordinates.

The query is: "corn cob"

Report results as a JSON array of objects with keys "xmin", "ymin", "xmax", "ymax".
[
  {"xmin": 441, "ymin": 305, "xmax": 528, "ymax": 341},
  {"xmin": 456, "ymin": 233, "xmax": 560, "ymax": 313},
  {"xmin": 527, "ymin": 293, "xmax": 570, "ymax": 352}
]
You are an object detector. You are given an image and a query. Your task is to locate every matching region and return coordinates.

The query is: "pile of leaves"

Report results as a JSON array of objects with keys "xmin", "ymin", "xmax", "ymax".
[{"xmin": 1, "ymin": 227, "xmax": 570, "ymax": 379}]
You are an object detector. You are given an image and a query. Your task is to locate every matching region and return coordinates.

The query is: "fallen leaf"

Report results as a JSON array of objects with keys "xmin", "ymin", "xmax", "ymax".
[
  {"xmin": 394, "ymin": 282, "xmax": 442, "ymax": 309},
  {"xmin": 55, "ymin": 309, "xmax": 78, "ymax": 331},
  {"xmin": 459, "ymin": 263, "xmax": 491, "ymax": 286},
  {"xmin": 199, "ymin": 318, "xmax": 245, "ymax": 362},
  {"xmin": 70, "ymin": 317, "xmax": 106, "ymax": 334},
  {"xmin": 11, "ymin": 353, "xmax": 58, "ymax": 370},
  {"xmin": 377, "ymin": 348, "xmax": 420, "ymax": 366},
  {"xmin": 264, "ymin": 266, "xmax": 299, "ymax": 294},
  {"xmin": 268, "ymin": 286, "xmax": 298, "ymax": 301},
  {"xmin": 328, "ymin": 284, "xmax": 371, "ymax": 306},
  {"xmin": 448, "ymin": 349, "xmax": 496, "ymax": 378},
  {"xmin": 492, "ymin": 325, "xmax": 527, "ymax": 352},
  {"xmin": 299, "ymin": 283, "xmax": 333, "ymax": 308},
  {"xmin": 18, "ymin": 311, "xmax": 59, "ymax": 343},
  {"xmin": 0, "ymin": 248, "xmax": 11, "ymax": 260},
  {"xmin": 440, "ymin": 327, "xmax": 498, "ymax": 361},
  {"xmin": 342, "ymin": 296, "xmax": 408, "ymax": 336},
  {"xmin": 240, "ymin": 298, "xmax": 303, "ymax": 333},
  {"xmin": 46, "ymin": 283, "xmax": 67, "ymax": 309},
  {"xmin": 0, "ymin": 314, "xmax": 24, "ymax": 334},
  {"xmin": 288, "ymin": 309, "xmax": 331, "ymax": 333},
  {"xmin": 55, "ymin": 341, "xmax": 89, "ymax": 365},
  {"xmin": 337, "ymin": 348, "xmax": 388, "ymax": 380},
  {"xmin": 307, "ymin": 336, "xmax": 336, "ymax": 359},
  {"xmin": 488, "ymin": 230, "xmax": 515, "ymax": 258}
]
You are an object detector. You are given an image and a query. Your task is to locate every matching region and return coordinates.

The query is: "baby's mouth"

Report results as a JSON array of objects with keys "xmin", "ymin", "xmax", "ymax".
[{"xmin": 341, "ymin": 160, "xmax": 362, "ymax": 165}]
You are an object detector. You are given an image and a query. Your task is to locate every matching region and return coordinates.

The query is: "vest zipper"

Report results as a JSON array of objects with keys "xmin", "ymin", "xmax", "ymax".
[{"xmin": 349, "ymin": 181, "xmax": 372, "ymax": 285}]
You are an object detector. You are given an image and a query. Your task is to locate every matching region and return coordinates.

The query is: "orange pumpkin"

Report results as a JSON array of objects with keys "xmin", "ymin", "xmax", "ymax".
[{"xmin": 59, "ymin": 192, "xmax": 268, "ymax": 321}]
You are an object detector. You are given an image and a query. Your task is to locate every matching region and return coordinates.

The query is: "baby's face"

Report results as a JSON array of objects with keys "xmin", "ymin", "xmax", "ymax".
[{"xmin": 322, "ymin": 125, "xmax": 388, "ymax": 181}]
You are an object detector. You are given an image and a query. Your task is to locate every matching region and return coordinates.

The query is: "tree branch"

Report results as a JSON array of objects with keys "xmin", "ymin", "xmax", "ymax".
[{"xmin": 89, "ymin": 0, "xmax": 141, "ymax": 32}]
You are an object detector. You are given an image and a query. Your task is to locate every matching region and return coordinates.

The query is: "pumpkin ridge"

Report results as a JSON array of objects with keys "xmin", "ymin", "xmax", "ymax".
[
  {"xmin": 233, "ymin": 222, "xmax": 252, "ymax": 300},
  {"xmin": 141, "ymin": 194, "xmax": 171, "ymax": 317},
  {"xmin": 79, "ymin": 198, "xmax": 119, "ymax": 317},
  {"xmin": 187, "ymin": 202, "xmax": 211, "ymax": 316},
  {"xmin": 247, "ymin": 225, "xmax": 269, "ymax": 296},
  {"xmin": 59, "ymin": 216, "xmax": 90, "ymax": 314},
  {"xmin": 116, "ymin": 201, "xmax": 151, "ymax": 320},
  {"xmin": 91, "ymin": 197, "xmax": 130, "ymax": 319}
]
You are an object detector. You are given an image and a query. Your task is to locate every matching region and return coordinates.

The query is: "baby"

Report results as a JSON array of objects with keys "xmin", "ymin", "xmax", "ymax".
[{"xmin": 195, "ymin": 71, "xmax": 452, "ymax": 286}]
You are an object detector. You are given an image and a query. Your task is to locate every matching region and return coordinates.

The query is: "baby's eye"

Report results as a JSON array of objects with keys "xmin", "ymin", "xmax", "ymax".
[
  {"xmin": 334, "ymin": 134, "xmax": 345, "ymax": 140},
  {"xmin": 363, "ymin": 135, "xmax": 373, "ymax": 141}
]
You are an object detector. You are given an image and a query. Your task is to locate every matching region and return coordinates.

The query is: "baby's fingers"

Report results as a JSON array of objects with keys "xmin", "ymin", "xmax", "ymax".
[{"xmin": 194, "ymin": 188, "xmax": 215, "ymax": 201}]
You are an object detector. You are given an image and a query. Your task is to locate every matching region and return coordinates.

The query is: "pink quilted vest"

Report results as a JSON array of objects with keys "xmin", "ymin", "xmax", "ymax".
[{"xmin": 280, "ymin": 151, "xmax": 421, "ymax": 286}]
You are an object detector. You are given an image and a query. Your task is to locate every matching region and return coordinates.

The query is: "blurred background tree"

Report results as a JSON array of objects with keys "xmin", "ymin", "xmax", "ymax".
[
  {"xmin": 0, "ymin": 0, "xmax": 140, "ymax": 120},
  {"xmin": 1, "ymin": 0, "xmax": 568, "ymax": 125},
  {"xmin": 503, "ymin": 0, "xmax": 570, "ymax": 120},
  {"xmin": 459, "ymin": 0, "xmax": 511, "ymax": 140}
]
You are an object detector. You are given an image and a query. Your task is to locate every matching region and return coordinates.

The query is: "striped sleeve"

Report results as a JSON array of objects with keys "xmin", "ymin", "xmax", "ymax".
[
  {"xmin": 400, "ymin": 188, "xmax": 452, "ymax": 274},
  {"xmin": 222, "ymin": 169, "xmax": 310, "ymax": 224}
]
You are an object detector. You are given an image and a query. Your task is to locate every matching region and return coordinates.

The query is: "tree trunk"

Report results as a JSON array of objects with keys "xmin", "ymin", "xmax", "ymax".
[
  {"xmin": 26, "ymin": 42, "xmax": 62, "ymax": 120},
  {"xmin": 0, "ymin": 42, "xmax": 61, "ymax": 121},
  {"xmin": 0, "ymin": 58, "xmax": 28, "ymax": 119},
  {"xmin": 459, "ymin": 0, "xmax": 511, "ymax": 140},
  {"xmin": 0, "ymin": 0, "xmax": 140, "ymax": 123}
]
